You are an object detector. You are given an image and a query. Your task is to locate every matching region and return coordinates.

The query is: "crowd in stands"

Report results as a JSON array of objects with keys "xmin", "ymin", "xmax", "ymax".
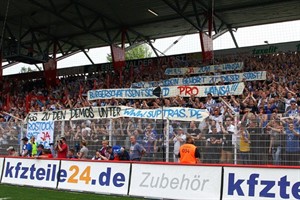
[{"xmin": 0, "ymin": 51, "xmax": 300, "ymax": 165}]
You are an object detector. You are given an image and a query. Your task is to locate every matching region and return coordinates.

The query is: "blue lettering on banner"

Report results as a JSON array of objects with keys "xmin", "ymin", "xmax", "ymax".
[
  {"xmin": 4, "ymin": 162, "xmax": 57, "ymax": 181},
  {"xmin": 182, "ymin": 76, "xmax": 206, "ymax": 85},
  {"xmin": 196, "ymin": 66, "xmax": 210, "ymax": 74},
  {"xmin": 227, "ymin": 173, "xmax": 300, "ymax": 199},
  {"xmin": 27, "ymin": 121, "xmax": 54, "ymax": 132},
  {"xmin": 219, "ymin": 74, "xmax": 240, "ymax": 82},
  {"xmin": 189, "ymin": 109, "xmax": 203, "ymax": 119},
  {"xmin": 132, "ymin": 70, "xmax": 264, "ymax": 88},
  {"xmin": 204, "ymin": 83, "xmax": 239, "ymax": 96},
  {"xmin": 163, "ymin": 78, "xmax": 179, "ymax": 86},
  {"xmin": 89, "ymin": 88, "xmax": 168, "ymax": 99},
  {"xmin": 243, "ymin": 71, "xmax": 263, "ymax": 80},
  {"xmin": 123, "ymin": 108, "xmax": 188, "ymax": 119},
  {"xmin": 162, "ymin": 88, "xmax": 170, "ymax": 96},
  {"xmin": 58, "ymin": 166, "xmax": 126, "ymax": 188},
  {"xmin": 4, "ymin": 161, "xmax": 126, "ymax": 188},
  {"xmin": 221, "ymin": 63, "xmax": 241, "ymax": 71}
]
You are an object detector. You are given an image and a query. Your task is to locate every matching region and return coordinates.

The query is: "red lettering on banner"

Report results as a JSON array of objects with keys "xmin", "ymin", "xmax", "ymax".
[
  {"xmin": 41, "ymin": 132, "xmax": 51, "ymax": 141},
  {"xmin": 187, "ymin": 67, "xmax": 194, "ymax": 74},
  {"xmin": 177, "ymin": 86, "xmax": 199, "ymax": 95}
]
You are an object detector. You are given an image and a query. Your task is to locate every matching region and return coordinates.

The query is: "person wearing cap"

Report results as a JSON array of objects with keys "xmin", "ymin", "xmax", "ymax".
[
  {"xmin": 178, "ymin": 136, "xmax": 201, "ymax": 164},
  {"xmin": 7, "ymin": 146, "xmax": 19, "ymax": 157},
  {"xmin": 111, "ymin": 145, "xmax": 130, "ymax": 161},
  {"xmin": 21, "ymin": 137, "xmax": 32, "ymax": 157},
  {"xmin": 55, "ymin": 136, "xmax": 68, "ymax": 158},
  {"xmin": 116, "ymin": 147, "xmax": 130, "ymax": 161}
]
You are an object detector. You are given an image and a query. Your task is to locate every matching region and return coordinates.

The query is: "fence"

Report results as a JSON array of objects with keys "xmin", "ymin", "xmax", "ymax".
[{"xmin": 0, "ymin": 111, "xmax": 299, "ymax": 166}]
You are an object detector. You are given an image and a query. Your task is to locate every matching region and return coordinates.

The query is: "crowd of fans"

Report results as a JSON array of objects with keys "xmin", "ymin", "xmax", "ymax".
[{"xmin": 0, "ymin": 51, "xmax": 300, "ymax": 165}]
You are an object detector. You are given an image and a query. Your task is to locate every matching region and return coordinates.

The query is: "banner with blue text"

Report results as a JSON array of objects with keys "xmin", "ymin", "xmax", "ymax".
[
  {"xmin": 25, "ymin": 106, "xmax": 210, "ymax": 122},
  {"xmin": 58, "ymin": 160, "xmax": 131, "ymax": 195},
  {"xmin": 1, "ymin": 158, "xmax": 60, "ymax": 188},
  {"xmin": 132, "ymin": 71, "xmax": 266, "ymax": 87},
  {"xmin": 27, "ymin": 121, "xmax": 54, "ymax": 149},
  {"xmin": 88, "ymin": 82, "xmax": 245, "ymax": 100},
  {"xmin": 223, "ymin": 167, "xmax": 300, "ymax": 200},
  {"xmin": 164, "ymin": 62, "xmax": 243, "ymax": 76}
]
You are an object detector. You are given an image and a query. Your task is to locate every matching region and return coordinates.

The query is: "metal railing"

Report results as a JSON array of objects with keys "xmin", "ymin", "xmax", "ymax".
[{"xmin": 1, "ymin": 114, "xmax": 299, "ymax": 166}]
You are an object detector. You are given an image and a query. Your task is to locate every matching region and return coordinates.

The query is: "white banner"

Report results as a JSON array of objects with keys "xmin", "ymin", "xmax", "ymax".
[
  {"xmin": 25, "ymin": 106, "xmax": 210, "ymax": 122},
  {"xmin": 27, "ymin": 121, "xmax": 54, "ymax": 149},
  {"xmin": 223, "ymin": 167, "xmax": 300, "ymax": 200},
  {"xmin": 88, "ymin": 82, "xmax": 245, "ymax": 100},
  {"xmin": 0, "ymin": 157, "xmax": 3, "ymax": 183},
  {"xmin": 129, "ymin": 164, "xmax": 222, "ymax": 200},
  {"xmin": 1, "ymin": 158, "xmax": 60, "ymax": 188},
  {"xmin": 164, "ymin": 62, "xmax": 244, "ymax": 75},
  {"xmin": 58, "ymin": 160, "xmax": 131, "ymax": 195},
  {"xmin": 132, "ymin": 71, "xmax": 266, "ymax": 87}
]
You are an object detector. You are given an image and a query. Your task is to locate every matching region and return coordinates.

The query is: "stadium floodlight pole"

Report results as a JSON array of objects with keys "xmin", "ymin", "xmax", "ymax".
[{"xmin": 153, "ymin": 86, "xmax": 165, "ymax": 162}]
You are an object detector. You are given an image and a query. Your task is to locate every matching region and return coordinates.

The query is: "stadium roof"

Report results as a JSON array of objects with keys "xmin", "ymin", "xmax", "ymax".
[{"xmin": 0, "ymin": 0, "xmax": 300, "ymax": 65}]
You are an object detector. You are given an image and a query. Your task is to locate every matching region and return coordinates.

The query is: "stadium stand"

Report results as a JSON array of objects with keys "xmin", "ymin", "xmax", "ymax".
[{"xmin": 1, "ymin": 46, "xmax": 300, "ymax": 166}]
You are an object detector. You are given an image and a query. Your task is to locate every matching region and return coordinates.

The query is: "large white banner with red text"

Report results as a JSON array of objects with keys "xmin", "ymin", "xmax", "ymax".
[{"xmin": 88, "ymin": 82, "xmax": 245, "ymax": 100}]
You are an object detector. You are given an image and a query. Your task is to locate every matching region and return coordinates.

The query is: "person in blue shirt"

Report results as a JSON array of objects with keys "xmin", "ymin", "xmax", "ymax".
[
  {"xmin": 129, "ymin": 135, "xmax": 146, "ymax": 161},
  {"xmin": 281, "ymin": 120, "xmax": 300, "ymax": 166},
  {"xmin": 21, "ymin": 137, "xmax": 32, "ymax": 157}
]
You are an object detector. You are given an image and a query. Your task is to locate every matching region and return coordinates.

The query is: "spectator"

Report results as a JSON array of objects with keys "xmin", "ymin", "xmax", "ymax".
[
  {"xmin": 30, "ymin": 136, "xmax": 38, "ymax": 157},
  {"xmin": 115, "ymin": 147, "xmax": 130, "ymax": 161},
  {"xmin": 67, "ymin": 148, "xmax": 78, "ymax": 159},
  {"xmin": 281, "ymin": 120, "xmax": 300, "ymax": 166},
  {"xmin": 220, "ymin": 117, "xmax": 236, "ymax": 164},
  {"xmin": 141, "ymin": 124, "xmax": 157, "ymax": 161},
  {"xmin": 173, "ymin": 127, "xmax": 186, "ymax": 162},
  {"xmin": 267, "ymin": 115, "xmax": 284, "ymax": 165},
  {"xmin": 91, "ymin": 150, "xmax": 102, "ymax": 160},
  {"xmin": 21, "ymin": 137, "xmax": 32, "ymax": 157},
  {"xmin": 129, "ymin": 135, "xmax": 146, "ymax": 161},
  {"xmin": 7, "ymin": 146, "xmax": 19, "ymax": 156},
  {"xmin": 55, "ymin": 136, "xmax": 68, "ymax": 158},
  {"xmin": 248, "ymin": 116, "xmax": 266, "ymax": 164},
  {"xmin": 285, "ymin": 100, "xmax": 299, "ymax": 117},
  {"xmin": 205, "ymin": 93, "xmax": 216, "ymax": 112},
  {"xmin": 206, "ymin": 125, "xmax": 222, "ymax": 163},
  {"xmin": 187, "ymin": 121, "xmax": 201, "ymax": 141},
  {"xmin": 77, "ymin": 140, "xmax": 89, "ymax": 159},
  {"xmin": 239, "ymin": 123, "xmax": 251, "ymax": 164},
  {"xmin": 36, "ymin": 144, "xmax": 44, "ymax": 157},
  {"xmin": 104, "ymin": 146, "xmax": 115, "ymax": 160},
  {"xmin": 99, "ymin": 140, "xmax": 110, "ymax": 159}
]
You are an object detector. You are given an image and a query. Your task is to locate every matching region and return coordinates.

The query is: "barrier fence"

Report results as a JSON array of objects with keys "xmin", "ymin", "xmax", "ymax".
[
  {"xmin": 0, "ymin": 113, "xmax": 299, "ymax": 166},
  {"xmin": 0, "ymin": 157, "xmax": 300, "ymax": 200}
]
